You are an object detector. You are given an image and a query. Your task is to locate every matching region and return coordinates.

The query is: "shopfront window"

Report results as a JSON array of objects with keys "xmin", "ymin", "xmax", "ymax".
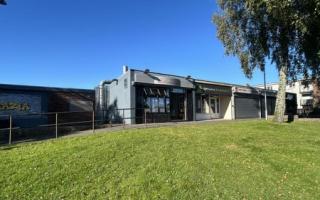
[
  {"xmin": 152, "ymin": 97, "xmax": 159, "ymax": 113},
  {"xmin": 202, "ymin": 96, "xmax": 209, "ymax": 114},
  {"xmin": 196, "ymin": 94, "xmax": 209, "ymax": 114},
  {"xmin": 145, "ymin": 97, "xmax": 152, "ymax": 112},
  {"xmin": 159, "ymin": 98, "xmax": 165, "ymax": 113},
  {"xmin": 143, "ymin": 87, "xmax": 170, "ymax": 113},
  {"xmin": 166, "ymin": 98, "xmax": 170, "ymax": 113}
]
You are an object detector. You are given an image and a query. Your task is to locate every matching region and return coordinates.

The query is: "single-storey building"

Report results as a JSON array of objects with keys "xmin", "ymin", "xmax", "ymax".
[
  {"xmin": 0, "ymin": 84, "xmax": 95, "ymax": 129},
  {"xmin": 96, "ymin": 67, "xmax": 297, "ymax": 124}
]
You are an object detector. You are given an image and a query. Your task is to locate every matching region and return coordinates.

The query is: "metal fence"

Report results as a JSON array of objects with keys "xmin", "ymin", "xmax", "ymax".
[
  {"xmin": 0, "ymin": 109, "xmax": 116, "ymax": 145},
  {"xmin": 0, "ymin": 108, "xmax": 169, "ymax": 145}
]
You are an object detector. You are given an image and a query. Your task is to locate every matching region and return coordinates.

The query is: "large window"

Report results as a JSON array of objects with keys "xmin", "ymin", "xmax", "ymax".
[
  {"xmin": 152, "ymin": 97, "xmax": 159, "ymax": 113},
  {"xmin": 166, "ymin": 98, "xmax": 170, "ymax": 113},
  {"xmin": 159, "ymin": 98, "xmax": 165, "ymax": 113},
  {"xmin": 144, "ymin": 87, "xmax": 170, "ymax": 113},
  {"xmin": 196, "ymin": 94, "xmax": 211, "ymax": 114},
  {"xmin": 145, "ymin": 97, "xmax": 152, "ymax": 112},
  {"xmin": 202, "ymin": 96, "xmax": 209, "ymax": 113}
]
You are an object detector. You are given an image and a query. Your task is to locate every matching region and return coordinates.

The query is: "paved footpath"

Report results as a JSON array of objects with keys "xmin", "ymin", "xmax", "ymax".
[
  {"xmin": 64, "ymin": 119, "xmax": 230, "ymax": 138},
  {"xmin": 64, "ymin": 117, "xmax": 320, "ymax": 139}
]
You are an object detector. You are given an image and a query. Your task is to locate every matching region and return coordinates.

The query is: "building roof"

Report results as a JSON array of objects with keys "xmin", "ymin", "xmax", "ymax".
[
  {"xmin": 131, "ymin": 68, "xmax": 235, "ymax": 87},
  {"xmin": 119, "ymin": 67, "xmax": 278, "ymax": 92},
  {"xmin": 0, "ymin": 83, "xmax": 94, "ymax": 93}
]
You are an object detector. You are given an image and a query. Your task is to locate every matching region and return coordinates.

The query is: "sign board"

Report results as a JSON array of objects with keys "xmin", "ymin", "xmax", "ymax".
[
  {"xmin": 171, "ymin": 88, "xmax": 185, "ymax": 94},
  {"xmin": 197, "ymin": 84, "xmax": 232, "ymax": 95},
  {"xmin": 0, "ymin": 93, "xmax": 41, "ymax": 115},
  {"xmin": 234, "ymin": 87, "xmax": 259, "ymax": 94}
]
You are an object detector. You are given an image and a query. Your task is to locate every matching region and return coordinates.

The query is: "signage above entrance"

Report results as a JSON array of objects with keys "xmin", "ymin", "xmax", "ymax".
[
  {"xmin": 196, "ymin": 84, "xmax": 232, "ymax": 95},
  {"xmin": 234, "ymin": 87, "xmax": 259, "ymax": 94},
  {"xmin": 171, "ymin": 88, "xmax": 185, "ymax": 94}
]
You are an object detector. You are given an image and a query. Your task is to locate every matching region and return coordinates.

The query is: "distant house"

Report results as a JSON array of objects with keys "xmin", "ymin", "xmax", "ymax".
[{"xmin": 256, "ymin": 81, "xmax": 313, "ymax": 115}]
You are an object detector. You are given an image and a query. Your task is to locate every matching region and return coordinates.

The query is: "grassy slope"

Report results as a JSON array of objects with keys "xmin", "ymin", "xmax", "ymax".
[{"xmin": 1, "ymin": 120, "xmax": 320, "ymax": 200}]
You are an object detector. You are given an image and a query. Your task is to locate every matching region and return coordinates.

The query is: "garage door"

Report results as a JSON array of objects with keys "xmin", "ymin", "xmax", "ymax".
[{"xmin": 235, "ymin": 97, "xmax": 260, "ymax": 119}]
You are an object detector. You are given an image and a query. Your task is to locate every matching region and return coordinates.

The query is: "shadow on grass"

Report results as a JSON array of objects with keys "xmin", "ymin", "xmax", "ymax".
[
  {"xmin": 0, "ymin": 144, "xmax": 22, "ymax": 151},
  {"xmin": 287, "ymin": 114, "xmax": 295, "ymax": 123}
]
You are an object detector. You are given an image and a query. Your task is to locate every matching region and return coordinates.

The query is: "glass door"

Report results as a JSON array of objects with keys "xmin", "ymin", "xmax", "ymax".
[{"xmin": 210, "ymin": 97, "xmax": 220, "ymax": 118}]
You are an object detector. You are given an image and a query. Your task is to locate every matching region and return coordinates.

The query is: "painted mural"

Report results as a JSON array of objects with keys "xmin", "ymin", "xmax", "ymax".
[{"xmin": 0, "ymin": 93, "xmax": 41, "ymax": 115}]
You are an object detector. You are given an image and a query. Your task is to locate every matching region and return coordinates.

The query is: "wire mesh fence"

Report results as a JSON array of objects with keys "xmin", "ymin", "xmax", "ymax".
[
  {"xmin": 0, "ymin": 111, "xmax": 95, "ymax": 145},
  {"xmin": 0, "ymin": 108, "xmax": 167, "ymax": 145}
]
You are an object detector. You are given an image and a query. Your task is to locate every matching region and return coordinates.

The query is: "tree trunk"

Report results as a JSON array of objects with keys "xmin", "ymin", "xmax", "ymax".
[
  {"xmin": 312, "ymin": 79, "xmax": 320, "ymax": 109},
  {"xmin": 273, "ymin": 64, "xmax": 288, "ymax": 123}
]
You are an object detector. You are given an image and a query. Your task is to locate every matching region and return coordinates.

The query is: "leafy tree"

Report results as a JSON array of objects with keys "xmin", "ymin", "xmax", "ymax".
[
  {"xmin": 213, "ymin": 0, "xmax": 320, "ymax": 122},
  {"xmin": 300, "ymin": 1, "xmax": 320, "ymax": 110},
  {"xmin": 0, "ymin": 0, "xmax": 7, "ymax": 5},
  {"xmin": 312, "ymin": 80, "xmax": 320, "ymax": 109}
]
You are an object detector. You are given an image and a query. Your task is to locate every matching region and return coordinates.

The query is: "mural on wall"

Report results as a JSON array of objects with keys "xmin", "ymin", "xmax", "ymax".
[{"xmin": 0, "ymin": 93, "xmax": 41, "ymax": 115}]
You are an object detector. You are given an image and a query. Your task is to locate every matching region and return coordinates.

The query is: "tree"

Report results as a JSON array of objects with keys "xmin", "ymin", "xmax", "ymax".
[
  {"xmin": 312, "ymin": 80, "xmax": 320, "ymax": 109},
  {"xmin": 299, "ymin": 1, "xmax": 320, "ymax": 110},
  {"xmin": 213, "ymin": 0, "xmax": 319, "ymax": 123},
  {"xmin": 0, "ymin": 0, "xmax": 7, "ymax": 5}
]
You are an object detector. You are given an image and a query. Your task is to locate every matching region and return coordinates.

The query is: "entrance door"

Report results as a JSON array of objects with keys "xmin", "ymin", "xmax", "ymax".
[
  {"xmin": 170, "ymin": 93, "xmax": 185, "ymax": 121},
  {"xmin": 210, "ymin": 97, "xmax": 220, "ymax": 118}
]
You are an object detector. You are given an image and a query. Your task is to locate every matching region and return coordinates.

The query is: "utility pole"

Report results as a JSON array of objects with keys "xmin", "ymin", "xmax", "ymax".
[{"xmin": 264, "ymin": 67, "xmax": 268, "ymax": 120}]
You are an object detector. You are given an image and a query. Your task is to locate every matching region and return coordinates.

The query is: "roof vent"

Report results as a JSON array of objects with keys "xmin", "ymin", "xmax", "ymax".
[{"xmin": 144, "ymin": 69, "xmax": 150, "ymax": 74}]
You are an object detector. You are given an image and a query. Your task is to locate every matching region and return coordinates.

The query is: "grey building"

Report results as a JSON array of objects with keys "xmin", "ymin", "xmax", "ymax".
[{"xmin": 96, "ymin": 67, "xmax": 297, "ymax": 124}]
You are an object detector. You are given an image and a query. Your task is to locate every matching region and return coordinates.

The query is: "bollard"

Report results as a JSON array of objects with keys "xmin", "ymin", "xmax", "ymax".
[
  {"xmin": 9, "ymin": 115, "xmax": 12, "ymax": 145},
  {"xmin": 55, "ymin": 113, "xmax": 58, "ymax": 139}
]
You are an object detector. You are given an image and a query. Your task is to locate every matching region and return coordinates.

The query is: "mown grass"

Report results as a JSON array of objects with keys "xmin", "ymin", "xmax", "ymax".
[{"xmin": 1, "ymin": 120, "xmax": 320, "ymax": 199}]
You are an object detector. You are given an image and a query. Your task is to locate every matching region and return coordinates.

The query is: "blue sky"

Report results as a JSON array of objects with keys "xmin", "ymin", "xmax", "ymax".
[{"xmin": 0, "ymin": 0, "xmax": 278, "ymax": 89}]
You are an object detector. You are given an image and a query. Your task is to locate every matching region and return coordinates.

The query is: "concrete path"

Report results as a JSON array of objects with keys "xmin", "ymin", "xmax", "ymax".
[
  {"xmin": 64, "ymin": 119, "xmax": 230, "ymax": 138},
  {"xmin": 65, "ymin": 117, "xmax": 320, "ymax": 139}
]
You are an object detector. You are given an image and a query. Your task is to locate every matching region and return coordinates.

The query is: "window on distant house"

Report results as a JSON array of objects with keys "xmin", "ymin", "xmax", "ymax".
[{"xmin": 124, "ymin": 78, "xmax": 128, "ymax": 89}]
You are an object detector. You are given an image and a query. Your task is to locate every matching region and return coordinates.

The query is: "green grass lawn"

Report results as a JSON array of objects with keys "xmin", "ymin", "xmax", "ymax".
[{"xmin": 1, "ymin": 120, "xmax": 320, "ymax": 200}]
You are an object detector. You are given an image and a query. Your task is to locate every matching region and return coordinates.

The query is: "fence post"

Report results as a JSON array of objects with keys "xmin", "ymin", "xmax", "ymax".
[
  {"xmin": 123, "ymin": 109, "xmax": 125, "ymax": 128},
  {"xmin": 9, "ymin": 115, "xmax": 12, "ymax": 145},
  {"xmin": 55, "ymin": 113, "xmax": 58, "ymax": 139},
  {"xmin": 92, "ymin": 111, "xmax": 95, "ymax": 133},
  {"xmin": 144, "ymin": 109, "xmax": 147, "ymax": 127},
  {"xmin": 109, "ymin": 111, "xmax": 113, "ymax": 127}
]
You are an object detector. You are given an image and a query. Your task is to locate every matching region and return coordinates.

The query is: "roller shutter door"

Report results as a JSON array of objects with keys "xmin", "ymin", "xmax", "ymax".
[{"xmin": 235, "ymin": 96, "xmax": 260, "ymax": 119}]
